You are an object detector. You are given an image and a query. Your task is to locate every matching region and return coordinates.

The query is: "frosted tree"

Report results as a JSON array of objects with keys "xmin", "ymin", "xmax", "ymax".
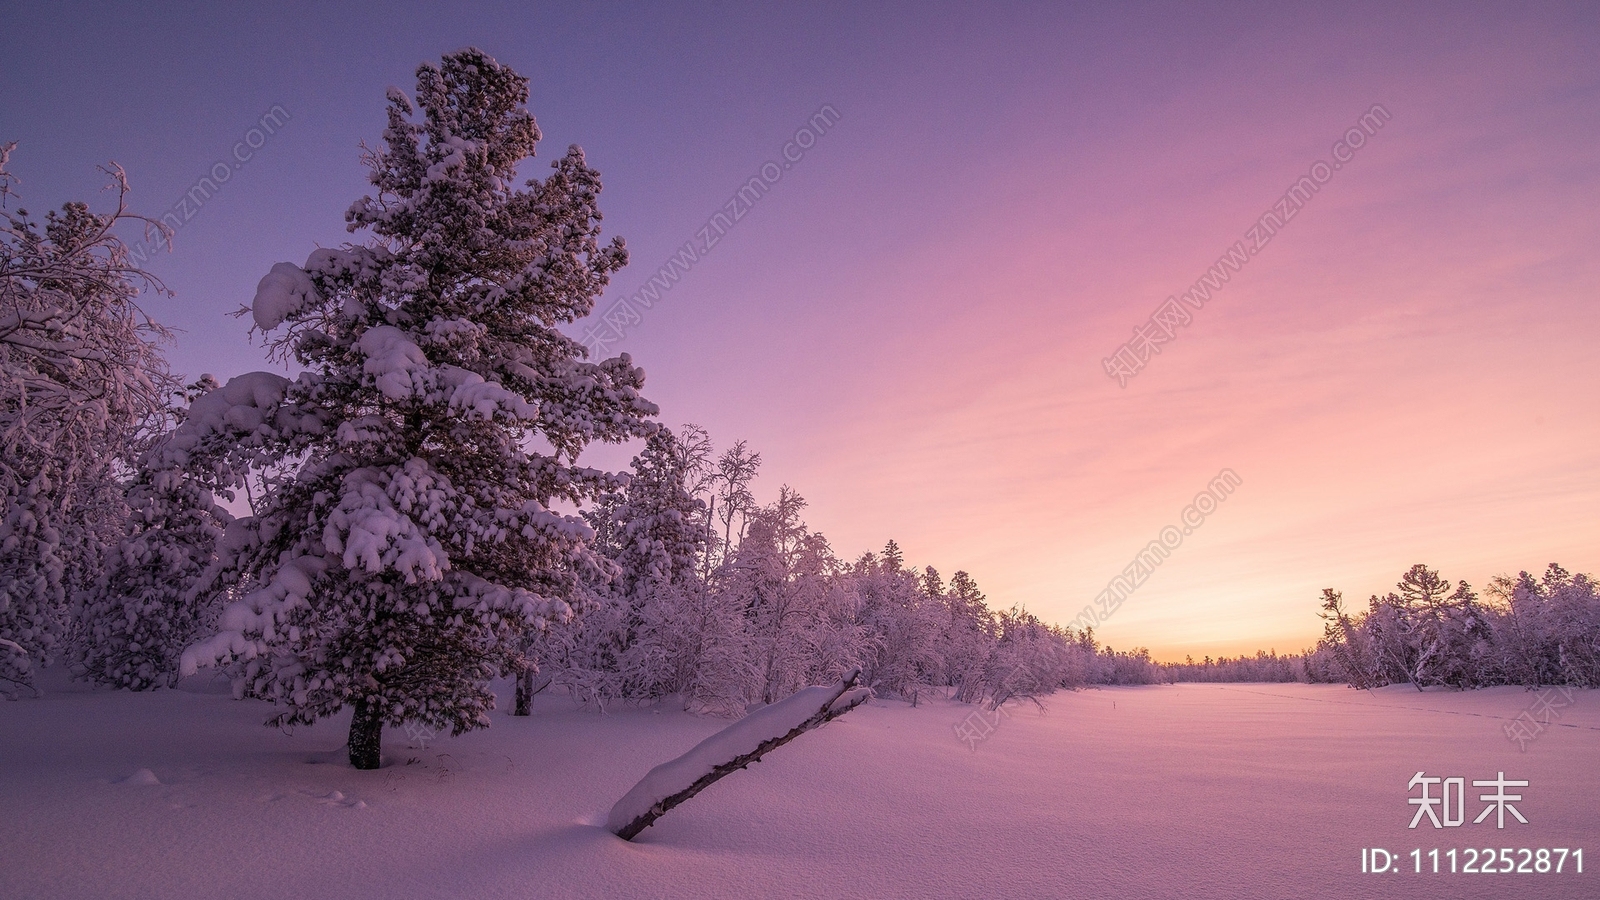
[
  {"xmin": 851, "ymin": 542, "xmax": 940, "ymax": 699},
  {"xmin": 729, "ymin": 490, "xmax": 863, "ymax": 704},
  {"xmin": 1353, "ymin": 565, "xmax": 1483, "ymax": 690},
  {"xmin": 669, "ymin": 422, "xmax": 718, "ymax": 578},
  {"xmin": 0, "ymin": 143, "xmax": 177, "ymax": 695},
  {"xmin": 1316, "ymin": 589, "xmax": 1377, "ymax": 689},
  {"xmin": 516, "ymin": 427, "xmax": 712, "ymax": 713},
  {"xmin": 180, "ymin": 50, "xmax": 656, "ymax": 767},
  {"xmin": 942, "ymin": 570, "xmax": 996, "ymax": 702},
  {"xmin": 983, "ymin": 605, "xmax": 1071, "ymax": 706},
  {"xmin": 75, "ymin": 377, "xmax": 232, "ymax": 690},
  {"xmin": 1312, "ymin": 562, "xmax": 1600, "ymax": 690},
  {"xmin": 599, "ymin": 428, "xmax": 710, "ymax": 600},
  {"xmin": 1484, "ymin": 564, "xmax": 1600, "ymax": 687},
  {"xmin": 606, "ymin": 429, "xmax": 740, "ymax": 708},
  {"xmin": 710, "ymin": 440, "xmax": 761, "ymax": 568},
  {"xmin": 1394, "ymin": 565, "xmax": 1485, "ymax": 689},
  {"xmin": 671, "ymin": 423, "xmax": 717, "ymax": 503},
  {"xmin": 73, "ymin": 460, "xmax": 230, "ymax": 689},
  {"xmin": 1534, "ymin": 565, "xmax": 1600, "ymax": 686}
]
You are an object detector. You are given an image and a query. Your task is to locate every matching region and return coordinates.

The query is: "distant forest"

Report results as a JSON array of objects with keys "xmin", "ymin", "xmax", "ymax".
[{"xmin": 498, "ymin": 428, "xmax": 1600, "ymax": 703}]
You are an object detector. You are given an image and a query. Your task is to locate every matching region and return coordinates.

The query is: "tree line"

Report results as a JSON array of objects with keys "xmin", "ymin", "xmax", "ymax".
[{"xmin": 1315, "ymin": 562, "xmax": 1600, "ymax": 690}]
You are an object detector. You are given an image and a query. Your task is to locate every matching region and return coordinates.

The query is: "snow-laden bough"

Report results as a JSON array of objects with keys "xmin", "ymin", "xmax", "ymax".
[{"xmin": 606, "ymin": 668, "xmax": 871, "ymax": 840}]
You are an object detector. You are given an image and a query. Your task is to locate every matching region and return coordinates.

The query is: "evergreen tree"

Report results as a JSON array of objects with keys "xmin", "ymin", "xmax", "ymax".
[
  {"xmin": 943, "ymin": 570, "xmax": 994, "ymax": 701},
  {"xmin": 602, "ymin": 428, "xmax": 711, "ymax": 598},
  {"xmin": 852, "ymin": 544, "xmax": 940, "ymax": 698},
  {"xmin": 75, "ymin": 384, "xmax": 232, "ymax": 690},
  {"xmin": 180, "ymin": 49, "xmax": 655, "ymax": 768},
  {"xmin": 881, "ymin": 539, "xmax": 903, "ymax": 572},
  {"xmin": 517, "ymin": 427, "xmax": 711, "ymax": 713}
]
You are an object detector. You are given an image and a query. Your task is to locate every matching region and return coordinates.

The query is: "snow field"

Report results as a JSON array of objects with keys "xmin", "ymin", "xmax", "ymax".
[{"xmin": 2, "ymin": 673, "xmax": 1595, "ymax": 899}]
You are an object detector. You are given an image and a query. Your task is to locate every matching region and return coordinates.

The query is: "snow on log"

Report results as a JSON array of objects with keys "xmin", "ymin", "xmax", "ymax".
[{"xmin": 606, "ymin": 668, "xmax": 872, "ymax": 840}]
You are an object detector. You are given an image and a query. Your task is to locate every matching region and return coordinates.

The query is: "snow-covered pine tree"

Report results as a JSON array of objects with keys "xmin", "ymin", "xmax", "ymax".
[
  {"xmin": 519, "ymin": 428, "xmax": 718, "ymax": 713},
  {"xmin": 0, "ymin": 144, "xmax": 177, "ymax": 696},
  {"xmin": 1391, "ymin": 563, "xmax": 1485, "ymax": 689},
  {"xmin": 603, "ymin": 428, "xmax": 711, "ymax": 600},
  {"xmin": 942, "ymin": 570, "xmax": 996, "ymax": 702},
  {"xmin": 75, "ymin": 377, "xmax": 232, "ymax": 690},
  {"xmin": 601, "ymin": 428, "xmax": 720, "ymax": 703},
  {"xmin": 851, "ymin": 542, "xmax": 940, "ymax": 699},
  {"xmin": 179, "ymin": 49, "xmax": 656, "ymax": 767}
]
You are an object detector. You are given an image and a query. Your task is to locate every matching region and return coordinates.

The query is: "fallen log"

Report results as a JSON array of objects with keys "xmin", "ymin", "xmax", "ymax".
[{"xmin": 606, "ymin": 668, "xmax": 871, "ymax": 840}]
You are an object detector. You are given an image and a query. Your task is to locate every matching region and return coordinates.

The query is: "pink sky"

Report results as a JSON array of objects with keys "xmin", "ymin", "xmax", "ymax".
[
  {"xmin": 8, "ymin": 2, "xmax": 1596, "ymax": 660},
  {"xmin": 619, "ymin": 6, "xmax": 1600, "ymax": 659}
]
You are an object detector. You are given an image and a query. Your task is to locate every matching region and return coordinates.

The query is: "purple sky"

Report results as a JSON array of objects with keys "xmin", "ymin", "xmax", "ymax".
[{"xmin": 5, "ymin": 1, "xmax": 1597, "ymax": 659}]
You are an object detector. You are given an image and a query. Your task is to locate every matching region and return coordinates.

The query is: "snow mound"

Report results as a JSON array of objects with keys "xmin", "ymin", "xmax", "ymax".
[
  {"xmin": 251, "ymin": 262, "xmax": 319, "ymax": 331},
  {"xmin": 117, "ymin": 768, "xmax": 160, "ymax": 786},
  {"xmin": 358, "ymin": 325, "xmax": 431, "ymax": 401}
]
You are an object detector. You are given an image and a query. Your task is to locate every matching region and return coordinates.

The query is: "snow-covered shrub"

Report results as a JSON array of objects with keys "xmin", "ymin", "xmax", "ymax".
[{"xmin": 74, "ymin": 391, "xmax": 232, "ymax": 690}]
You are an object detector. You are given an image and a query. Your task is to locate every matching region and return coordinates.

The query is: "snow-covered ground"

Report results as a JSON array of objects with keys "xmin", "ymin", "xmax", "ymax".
[{"xmin": 2, "ymin": 672, "xmax": 1595, "ymax": 899}]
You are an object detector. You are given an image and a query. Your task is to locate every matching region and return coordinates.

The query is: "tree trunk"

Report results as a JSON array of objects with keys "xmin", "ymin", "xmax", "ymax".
[
  {"xmin": 348, "ymin": 698, "xmax": 383, "ymax": 770},
  {"xmin": 513, "ymin": 668, "xmax": 554, "ymax": 716},
  {"xmin": 514, "ymin": 669, "xmax": 534, "ymax": 716}
]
